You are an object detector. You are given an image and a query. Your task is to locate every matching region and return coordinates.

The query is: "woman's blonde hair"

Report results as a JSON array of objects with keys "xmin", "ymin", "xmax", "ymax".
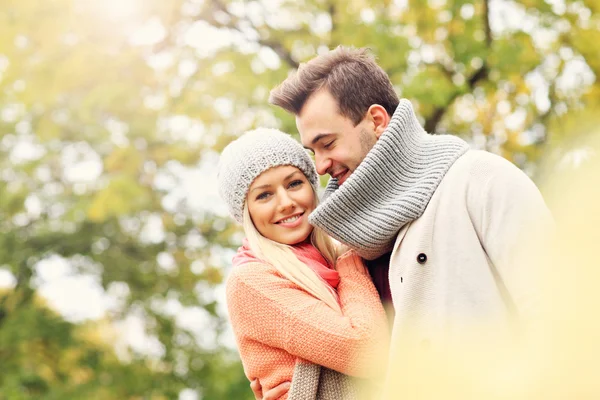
[{"xmin": 242, "ymin": 189, "xmax": 342, "ymax": 312}]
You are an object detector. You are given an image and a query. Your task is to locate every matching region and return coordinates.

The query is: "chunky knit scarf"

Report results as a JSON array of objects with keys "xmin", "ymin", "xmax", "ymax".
[
  {"xmin": 309, "ymin": 99, "xmax": 470, "ymax": 260},
  {"xmin": 288, "ymin": 361, "xmax": 362, "ymax": 400},
  {"xmin": 291, "ymin": 242, "xmax": 340, "ymax": 289},
  {"xmin": 233, "ymin": 239, "xmax": 339, "ymax": 288}
]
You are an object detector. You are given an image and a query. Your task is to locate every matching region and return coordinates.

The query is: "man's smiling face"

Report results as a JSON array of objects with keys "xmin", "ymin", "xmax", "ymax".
[{"xmin": 296, "ymin": 89, "xmax": 377, "ymax": 186}]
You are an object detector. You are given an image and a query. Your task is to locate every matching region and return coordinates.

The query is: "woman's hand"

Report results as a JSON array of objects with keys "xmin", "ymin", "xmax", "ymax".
[{"xmin": 250, "ymin": 379, "xmax": 290, "ymax": 400}]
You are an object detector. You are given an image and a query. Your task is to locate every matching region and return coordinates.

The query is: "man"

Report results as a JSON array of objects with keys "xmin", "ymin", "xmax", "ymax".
[{"xmin": 252, "ymin": 46, "xmax": 552, "ymax": 399}]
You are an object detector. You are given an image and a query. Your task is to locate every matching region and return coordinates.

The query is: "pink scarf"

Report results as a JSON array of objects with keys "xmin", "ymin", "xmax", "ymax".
[{"xmin": 232, "ymin": 239, "xmax": 340, "ymax": 289}]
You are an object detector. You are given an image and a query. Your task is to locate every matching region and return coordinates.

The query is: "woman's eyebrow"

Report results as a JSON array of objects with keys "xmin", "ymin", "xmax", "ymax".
[
  {"xmin": 249, "ymin": 184, "xmax": 271, "ymax": 193},
  {"xmin": 250, "ymin": 171, "xmax": 302, "ymax": 194},
  {"xmin": 284, "ymin": 171, "xmax": 301, "ymax": 180}
]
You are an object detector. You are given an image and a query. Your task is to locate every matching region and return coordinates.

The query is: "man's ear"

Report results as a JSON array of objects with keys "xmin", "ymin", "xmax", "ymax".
[{"xmin": 366, "ymin": 104, "xmax": 390, "ymax": 139}]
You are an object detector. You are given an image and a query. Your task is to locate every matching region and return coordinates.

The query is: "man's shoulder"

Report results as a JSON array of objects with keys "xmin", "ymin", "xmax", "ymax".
[
  {"xmin": 433, "ymin": 149, "xmax": 526, "ymax": 202},
  {"xmin": 454, "ymin": 149, "xmax": 510, "ymax": 167},
  {"xmin": 448, "ymin": 149, "xmax": 520, "ymax": 180}
]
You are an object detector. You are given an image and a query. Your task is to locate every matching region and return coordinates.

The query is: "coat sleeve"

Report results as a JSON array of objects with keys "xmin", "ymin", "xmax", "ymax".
[
  {"xmin": 226, "ymin": 251, "xmax": 389, "ymax": 379},
  {"xmin": 467, "ymin": 153, "xmax": 554, "ymax": 319}
]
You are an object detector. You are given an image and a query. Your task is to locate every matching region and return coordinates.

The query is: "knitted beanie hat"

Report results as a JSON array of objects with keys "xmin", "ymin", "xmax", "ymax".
[{"xmin": 217, "ymin": 128, "xmax": 318, "ymax": 223}]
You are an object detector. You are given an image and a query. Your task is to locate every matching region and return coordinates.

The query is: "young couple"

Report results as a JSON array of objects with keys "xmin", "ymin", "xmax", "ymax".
[{"xmin": 217, "ymin": 47, "xmax": 552, "ymax": 399}]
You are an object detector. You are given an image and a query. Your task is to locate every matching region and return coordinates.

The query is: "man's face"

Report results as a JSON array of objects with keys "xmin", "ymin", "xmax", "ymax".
[{"xmin": 296, "ymin": 89, "xmax": 378, "ymax": 186}]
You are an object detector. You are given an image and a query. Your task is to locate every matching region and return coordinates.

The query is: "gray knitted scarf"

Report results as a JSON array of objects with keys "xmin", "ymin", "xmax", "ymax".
[{"xmin": 308, "ymin": 99, "xmax": 470, "ymax": 260}]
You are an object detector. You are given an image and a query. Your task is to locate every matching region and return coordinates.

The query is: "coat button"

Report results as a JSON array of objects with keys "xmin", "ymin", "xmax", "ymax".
[{"xmin": 417, "ymin": 253, "xmax": 427, "ymax": 264}]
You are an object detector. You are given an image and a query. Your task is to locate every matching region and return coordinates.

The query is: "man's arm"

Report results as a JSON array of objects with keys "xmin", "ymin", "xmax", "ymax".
[{"xmin": 467, "ymin": 152, "xmax": 554, "ymax": 318}]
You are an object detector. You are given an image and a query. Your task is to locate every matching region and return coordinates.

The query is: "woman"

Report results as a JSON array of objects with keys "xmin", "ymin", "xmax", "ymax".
[{"xmin": 217, "ymin": 128, "xmax": 389, "ymax": 399}]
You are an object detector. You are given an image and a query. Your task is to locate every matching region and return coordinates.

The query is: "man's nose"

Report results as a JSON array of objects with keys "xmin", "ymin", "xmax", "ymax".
[{"xmin": 315, "ymin": 153, "xmax": 331, "ymax": 176}]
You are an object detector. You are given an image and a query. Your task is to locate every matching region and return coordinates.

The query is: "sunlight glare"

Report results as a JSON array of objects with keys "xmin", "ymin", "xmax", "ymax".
[{"xmin": 96, "ymin": 0, "xmax": 142, "ymax": 21}]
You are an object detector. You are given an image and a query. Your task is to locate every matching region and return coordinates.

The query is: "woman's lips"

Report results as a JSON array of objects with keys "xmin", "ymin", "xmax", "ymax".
[{"xmin": 275, "ymin": 212, "xmax": 305, "ymax": 228}]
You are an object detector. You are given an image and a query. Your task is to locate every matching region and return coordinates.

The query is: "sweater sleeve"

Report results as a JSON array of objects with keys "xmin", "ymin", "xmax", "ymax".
[
  {"xmin": 226, "ymin": 251, "xmax": 389, "ymax": 379},
  {"xmin": 467, "ymin": 153, "xmax": 554, "ymax": 319}
]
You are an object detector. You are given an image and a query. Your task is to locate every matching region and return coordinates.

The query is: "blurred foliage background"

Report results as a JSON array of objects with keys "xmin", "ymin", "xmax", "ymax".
[{"xmin": 0, "ymin": 0, "xmax": 598, "ymax": 398}]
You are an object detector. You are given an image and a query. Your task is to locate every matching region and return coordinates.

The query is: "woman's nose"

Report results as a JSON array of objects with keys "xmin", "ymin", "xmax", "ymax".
[{"xmin": 277, "ymin": 190, "xmax": 295, "ymax": 212}]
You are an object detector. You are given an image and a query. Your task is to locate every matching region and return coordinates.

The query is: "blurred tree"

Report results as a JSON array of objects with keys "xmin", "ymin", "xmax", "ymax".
[
  {"xmin": 177, "ymin": 0, "xmax": 599, "ymax": 172},
  {"xmin": 0, "ymin": 0, "xmax": 598, "ymax": 398},
  {"xmin": 0, "ymin": 289, "xmax": 180, "ymax": 400},
  {"xmin": 0, "ymin": 0, "xmax": 249, "ymax": 397}
]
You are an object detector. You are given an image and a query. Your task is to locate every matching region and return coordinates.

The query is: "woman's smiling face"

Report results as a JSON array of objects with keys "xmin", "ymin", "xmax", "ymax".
[{"xmin": 246, "ymin": 165, "xmax": 316, "ymax": 245}]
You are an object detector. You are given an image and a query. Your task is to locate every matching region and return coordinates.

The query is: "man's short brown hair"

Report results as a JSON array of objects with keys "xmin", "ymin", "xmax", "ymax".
[{"xmin": 269, "ymin": 46, "xmax": 399, "ymax": 125}]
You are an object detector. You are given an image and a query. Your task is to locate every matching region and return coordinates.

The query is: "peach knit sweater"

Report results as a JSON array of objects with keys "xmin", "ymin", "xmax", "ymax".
[{"xmin": 226, "ymin": 246, "xmax": 389, "ymax": 399}]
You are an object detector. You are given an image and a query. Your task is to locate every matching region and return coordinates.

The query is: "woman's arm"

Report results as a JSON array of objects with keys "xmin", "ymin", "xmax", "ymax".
[{"xmin": 227, "ymin": 251, "xmax": 389, "ymax": 378}]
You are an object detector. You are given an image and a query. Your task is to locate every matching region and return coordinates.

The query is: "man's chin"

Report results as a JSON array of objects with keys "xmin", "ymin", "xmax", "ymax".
[{"xmin": 336, "ymin": 170, "xmax": 350, "ymax": 186}]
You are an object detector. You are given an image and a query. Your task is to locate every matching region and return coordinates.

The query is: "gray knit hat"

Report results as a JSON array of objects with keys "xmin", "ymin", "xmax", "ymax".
[{"xmin": 217, "ymin": 128, "xmax": 318, "ymax": 223}]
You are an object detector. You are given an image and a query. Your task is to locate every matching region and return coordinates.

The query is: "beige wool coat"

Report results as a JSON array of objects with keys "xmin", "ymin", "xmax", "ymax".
[{"xmin": 387, "ymin": 149, "xmax": 553, "ymax": 348}]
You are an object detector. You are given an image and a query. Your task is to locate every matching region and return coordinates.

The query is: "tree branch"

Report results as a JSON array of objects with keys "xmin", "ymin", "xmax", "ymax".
[
  {"xmin": 0, "ymin": 293, "xmax": 7, "ymax": 327},
  {"xmin": 258, "ymin": 39, "xmax": 299, "ymax": 69},
  {"xmin": 0, "ymin": 258, "xmax": 34, "ymax": 329},
  {"xmin": 209, "ymin": 0, "xmax": 299, "ymax": 69},
  {"xmin": 156, "ymin": 0, "xmax": 300, "ymax": 70},
  {"xmin": 424, "ymin": 0, "xmax": 493, "ymax": 132},
  {"xmin": 424, "ymin": 64, "xmax": 489, "ymax": 133},
  {"xmin": 328, "ymin": 2, "xmax": 337, "ymax": 48},
  {"xmin": 483, "ymin": 0, "xmax": 492, "ymax": 47}
]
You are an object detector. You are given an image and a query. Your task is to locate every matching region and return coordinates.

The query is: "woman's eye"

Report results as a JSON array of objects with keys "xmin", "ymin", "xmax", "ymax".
[
  {"xmin": 289, "ymin": 180, "xmax": 304, "ymax": 188},
  {"xmin": 256, "ymin": 192, "xmax": 270, "ymax": 200},
  {"xmin": 323, "ymin": 141, "xmax": 334, "ymax": 149}
]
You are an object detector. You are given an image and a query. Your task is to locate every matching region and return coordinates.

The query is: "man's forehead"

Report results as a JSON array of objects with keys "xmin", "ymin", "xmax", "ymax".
[
  {"xmin": 295, "ymin": 115, "xmax": 315, "ymax": 143},
  {"xmin": 297, "ymin": 128, "xmax": 316, "ymax": 148},
  {"xmin": 297, "ymin": 89, "xmax": 340, "ymax": 121},
  {"xmin": 296, "ymin": 112, "xmax": 336, "ymax": 134}
]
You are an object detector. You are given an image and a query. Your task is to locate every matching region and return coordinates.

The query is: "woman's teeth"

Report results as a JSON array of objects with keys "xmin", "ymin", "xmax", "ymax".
[{"xmin": 280, "ymin": 215, "xmax": 300, "ymax": 223}]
